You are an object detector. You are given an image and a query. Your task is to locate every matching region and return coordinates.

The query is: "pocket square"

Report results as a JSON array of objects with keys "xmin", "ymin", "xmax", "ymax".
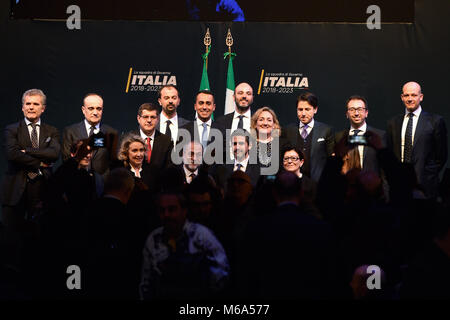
[
  {"xmin": 45, "ymin": 137, "xmax": 51, "ymax": 143},
  {"xmin": 317, "ymin": 138, "xmax": 325, "ymax": 142}
]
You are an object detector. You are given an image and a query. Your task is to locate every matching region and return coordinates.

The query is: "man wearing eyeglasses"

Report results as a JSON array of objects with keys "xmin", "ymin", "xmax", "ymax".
[
  {"xmin": 335, "ymin": 95, "xmax": 386, "ymax": 174},
  {"xmin": 387, "ymin": 81, "xmax": 448, "ymax": 199}
]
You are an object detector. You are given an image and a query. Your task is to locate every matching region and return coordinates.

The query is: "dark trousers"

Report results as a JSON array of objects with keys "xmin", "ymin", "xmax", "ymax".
[{"xmin": 1, "ymin": 176, "xmax": 45, "ymax": 228}]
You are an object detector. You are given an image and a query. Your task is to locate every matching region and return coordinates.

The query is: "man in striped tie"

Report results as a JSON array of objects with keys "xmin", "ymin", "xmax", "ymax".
[{"xmin": 1, "ymin": 89, "xmax": 60, "ymax": 227}]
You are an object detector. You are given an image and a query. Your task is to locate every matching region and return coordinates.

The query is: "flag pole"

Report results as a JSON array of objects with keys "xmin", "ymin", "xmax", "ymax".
[{"xmin": 204, "ymin": 28, "xmax": 211, "ymax": 70}]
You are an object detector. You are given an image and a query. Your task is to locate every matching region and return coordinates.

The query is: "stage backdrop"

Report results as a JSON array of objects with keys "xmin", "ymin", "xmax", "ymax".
[{"xmin": 1, "ymin": 0, "xmax": 450, "ymax": 186}]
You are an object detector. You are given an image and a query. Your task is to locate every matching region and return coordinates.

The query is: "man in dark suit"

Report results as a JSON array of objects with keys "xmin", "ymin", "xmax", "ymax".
[
  {"xmin": 220, "ymin": 129, "xmax": 260, "ymax": 187},
  {"xmin": 157, "ymin": 85, "xmax": 189, "ymax": 146},
  {"xmin": 335, "ymin": 95, "xmax": 386, "ymax": 174},
  {"xmin": 1, "ymin": 89, "xmax": 60, "ymax": 226},
  {"xmin": 62, "ymin": 93, "xmax": 118, "ymax": 176},
  {"xmin": 387, "ymin": 81, "xmax": 448, "ymax": 198},
  {"xmin": 132, "ymin": 102, "xmax": 173, "ymax": 191},
  {"xmin": 282, "ymin": 92, "xmax": 335, "ymax": 182},
  {"xmin": 215, "ymin": 82, "xmax": 254, "ymax": 133},
  {"xmin": 179, "ymin": 90, "xmax": 225, "ymax": 164}
]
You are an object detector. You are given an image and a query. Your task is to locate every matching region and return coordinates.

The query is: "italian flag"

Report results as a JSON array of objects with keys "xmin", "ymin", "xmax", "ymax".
[{"xmin": 224, "ymin": 52, "xmax": 236, "ymax": 115}]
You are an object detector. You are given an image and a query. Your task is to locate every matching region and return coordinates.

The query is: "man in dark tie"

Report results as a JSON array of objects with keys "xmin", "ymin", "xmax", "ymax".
[
  {"xmin": 215, "ymin": 82, "xmax": 254, "ymax": 133},
  {"xmin": 1, "ymin": 89, "xmax": 60, "ymax": 227},
  {"xmin": 133, "ymin": 103, "xmax": 173, "ymax": 191},
  {"xmin": 387, "ymin": 81, "xmax": 448, "ymax": 198},
  {"xmin": 62, "ymin": 93, "xmax": 118, "ymax": 175},
  {"xmin": 223, "ymin": 129, "xmax": 260, "ymax": 187},
  {"xmin": 282, "ymin": 92, "xmax": 335, "ymax": 182},
  {"xmin": 179, "ymin": 90, "xmax": 225, "ymax": 164},
  {"xmin": 335, "ymin": 95, "xmax": 386, "ymax": 174},
  {"xmin": 157, "ymin": 85, "xmax": 189, "ymax": 146},
  {"xmin": 181, "ymin": 141, "xmax": 203, "ymax": 184}
]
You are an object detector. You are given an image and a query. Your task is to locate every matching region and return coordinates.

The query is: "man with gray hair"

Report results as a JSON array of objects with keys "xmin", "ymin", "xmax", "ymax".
[{"xmin": 1, "ymin": 89, "xmax": 60, "ymax": 227}]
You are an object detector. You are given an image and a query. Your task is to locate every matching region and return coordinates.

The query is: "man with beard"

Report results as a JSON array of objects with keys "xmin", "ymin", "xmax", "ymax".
[
  {"xmin": 157, "ymin": 85, "xmax": 189, "ymax": 146},
  {"xmin": 335, "ymin": 95, "xmax": 386, "ymax": 174},
  {"xmin": 216, "ymin": 82, "xmax": 254, "ymax": 133}
]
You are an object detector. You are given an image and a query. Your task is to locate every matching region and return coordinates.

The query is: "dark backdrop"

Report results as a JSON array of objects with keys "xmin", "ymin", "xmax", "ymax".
[{"xmin": 1, "ymin": 0, "xmax": 450, "ymax": 186}]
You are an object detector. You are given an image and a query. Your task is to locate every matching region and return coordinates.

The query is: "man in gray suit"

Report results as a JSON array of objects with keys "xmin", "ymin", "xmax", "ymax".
[
  {"xmin": 1, "ymin": 89, "xmax": 60, "ymax": 226},
  {"xmin": 157, "ymin": 85, "xmax": 189, "ymax": 146},
  {"xmin": 62, "ymin": 93, "xmax": 118, "ymax": 175},
  {"xmin": 282, "ymin": 92, "xmax": 335, "ymax": 182}
]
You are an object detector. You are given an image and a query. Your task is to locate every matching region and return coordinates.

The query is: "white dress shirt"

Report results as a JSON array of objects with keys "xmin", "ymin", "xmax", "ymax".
[
  {"xmin": 140, "ymin": 129, "xmax": 155, "ymax": 149},
  {"xmin": 196, "ymin": 118, "xmax": 212, "ymax": 142},
  {"xmin": 349, "ymin": 122, "xmax": 367, "ymax": 168},
  {"xmin": 401, "ymin": 106, "xmax": 422, "ymax": 162},
  {"xmin": 24, "ymin": 118, "xmax": 41, "ymax": 144},
  {"xmin": 234, "ymin": 155, "xmax": 250, "ymax": 172},
  {"xmin": 84, "ymin": 119, "xmax": 100, "ymax": 136},
  {"xmin": 231, "ymin": 109, "xmax": 251, "ymax": 132},
  {"xmin": 160, "ymin": 112, "xmax": 178, "ymax": 145},
  {"xmin": 130, "ymin": 166, "xmax": 143, "ymax": 178},
  {"xmin": 298, "ymin": 119, "xmax": 315, "ymax": 137},
  {"xmin": 183, "ymin": 166, "xmax": 199, "ymax": 184}
]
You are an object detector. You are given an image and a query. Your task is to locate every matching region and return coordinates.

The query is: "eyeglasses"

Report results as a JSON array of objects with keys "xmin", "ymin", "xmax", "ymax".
[
  {"xmin": 283, "ymin": 156, "xmax": 300, "ymax": 162},
  {"xmin": 347, "ymin": 107, "xmax": 366, "ymax": 113}
]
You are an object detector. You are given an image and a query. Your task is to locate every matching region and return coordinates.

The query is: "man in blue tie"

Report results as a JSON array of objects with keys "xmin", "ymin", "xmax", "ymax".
[
  {"xmin": 179, "ymin": 90, "xmax": 225, "ymax": 164},
  {"xmin": 387, "ymin": 81, "xmax": 448, "ymax": 198}
]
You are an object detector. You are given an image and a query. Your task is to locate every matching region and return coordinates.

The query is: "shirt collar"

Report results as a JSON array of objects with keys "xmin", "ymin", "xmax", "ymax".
[
  {"xmin": 140, "ymin": 128, "xmax": 155, "ymax": 140},
  {"xmin": 299, "ymin": 119, "xmax": 314, "ymax": 129},
  {"xmin": 160, "ymin": 112, "xmax": 178, "ymax": 127},
  {"xmin": 183, "ymin": 166, "xmax": 198, "ymax": 177},
  {"xmin": 350, "ymin": 122, "xmax": 367, "ymax": 133},
  {"xmin": 25, "ymin": 118, "xmax": 41, "ymax": 126},
  {"xmin": 196, "ymin": 117, "xmax": 212, "ymax": 127},
  {"xmin": 234, "ymin": 108, "xmax": 251, "ymax": 120},
  {"xmin": 84, "ymin": 119, "xmax": 100, "ymax": 131},
  {"xmin": 405, "ymin": 105, "xmax": 422, "ymax": 118},
  {"xmin": 235, "ymin": 155, "xmax": 250, "ymax": 168}
]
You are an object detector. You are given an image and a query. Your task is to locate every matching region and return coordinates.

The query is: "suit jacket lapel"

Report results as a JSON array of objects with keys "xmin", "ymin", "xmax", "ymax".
[
  {"xmin": 39, "ymin": 123, "xmax": 47, "ymax": 146},
  {"xmin": 78, "ymin": 121, "xmax": 88, "ymax": 139},
  {"xmin": 150, "ymin": 131, "xmax": 161, "ymax": 165},
  {"xmin": 394, "ymin": 115, "xmax": 403, "ymax": 159},
  {"xmin": 413, "ymin": 112, "xmax": 426, "ymax": 149},
  {"xmin": 310, "ymin": 122, "xmax": 320, "ymax": 157},
  {"xmin": 19, "ymin": 120, "xmax": 33, "ymax": 148}
]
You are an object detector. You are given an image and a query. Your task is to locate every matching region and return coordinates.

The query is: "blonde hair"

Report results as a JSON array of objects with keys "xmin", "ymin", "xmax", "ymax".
[
  {"xmin": 118, "ymin": 134, "xmax": 146, "ymax": 167},
  {"xmin": 250, "ymin": 106, "xmax": 281, "ymax": 138}
]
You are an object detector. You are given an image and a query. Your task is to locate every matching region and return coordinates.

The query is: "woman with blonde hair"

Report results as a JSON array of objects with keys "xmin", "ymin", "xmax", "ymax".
[
  {"xmin": 118, "ymin": 134, "xmax": 148, "ymax": 179},
  {"xmin": 250, "ymin": 106, "xmax": 282, "ymax": 168}
]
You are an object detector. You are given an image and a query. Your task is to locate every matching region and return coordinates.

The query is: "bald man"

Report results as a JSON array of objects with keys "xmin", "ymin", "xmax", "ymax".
[
  {"xmin": 215, "ymin": 82, "xmax": 254, "ymax": 133},
  {"xmin": 387, "ymin": 81, "xmax": 448, "ymax": 198}
]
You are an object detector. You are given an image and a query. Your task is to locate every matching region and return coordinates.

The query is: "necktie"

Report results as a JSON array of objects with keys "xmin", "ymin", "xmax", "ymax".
[
  {"xmin": 236, "ymin": 163, "xmax": 243, "ymax": 172},
  {"xmin": 28, "ymin": 123, "xmax": 39, "ymax": 179},
  {"xmin": 189, "ymin": 173, "xmax": 196, "ymax": 183},
  {"xmin": 237, "ymin": 115, "xmax": 244, "ymax": 129},
  {"xmin": 89, "ymin": 126, "xmax": 95, "ymax": 137},
  {"xmin": 201, "ymin": 122, "xmax": 208, "ymax": 150},
  {"xmin": 404, "ymin": 113, "xmax": 414, "ymax": 163},
  {"xmin": 352, "ymin": 129, "xmax": 362, "ymax": 168},
  {"xmin": 301, "ymin": 124, "xmax": 309, "ymax": 139},
  {"xmin": 146, "ymin": 137, "xmax": 152, "ymax": 164},
  {"xmin": 165, "ymin": 120, "xmax": 172, "ymax": 141}
]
